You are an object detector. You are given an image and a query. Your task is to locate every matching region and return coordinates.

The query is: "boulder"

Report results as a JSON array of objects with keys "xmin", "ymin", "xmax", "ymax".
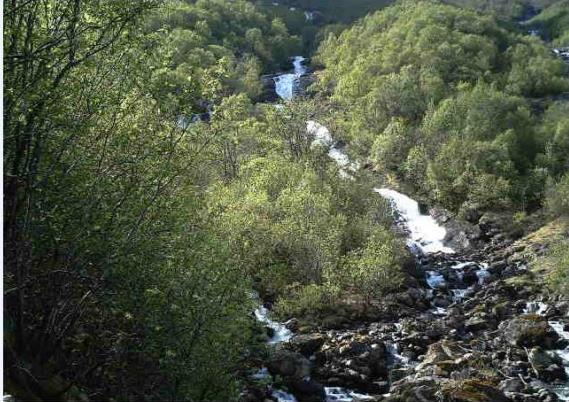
[
  {"xmin": 441, "ymin": 379, "xmax": 510, "ymax": 402},
  {"xmin": 267, "ymin": 350, "xmax": 311, "ymax": 380},
  {"xmin": 500, "ymin": 316, "xmax": 559, "ymax": 348},
  {"xmin": 285, "ymin": 318, "xmax": 299, "ymax": 331},
  {"xmin": 464, "ymin": 208, "xmax": 481, "ymax": 224},
  {"xmin": 367, "ymin": 343, "xmax": 389, "ymax": 377},
  {"xmin": 528, "ymin": 347, "xmax": 567, "ymax": 382},
  {"xmin": 385, "ymin": 379, "xmax": 438, "ymax": 402},
  {"xmin": 288, "ymin": 377, "xmax": 325, "ymax": 402},
  {"xmin": 462, "ymin": 270, "xmax": 479, "ymax": 286},
  {"xmin": 433, "ymin": 296, "xmax": 452, "ymax": 308},
  {"xmin": 259, "ymin": 76, "xmax": 279, "ymax": 103},
  {"xmin": 417, "ymin": 340, "xmax": 464, "ymax": 371},
  {"xmin": 464, "ymin": 317, "xmax": 491, "ymax": 332},
  {"xmin": 499, "ymin": 378, "xmax": 526, "ymax": 393},
  {"xmin": 289, "ymin": 334, "xmax": 325, "ymax": 357},
  {"xmin": 339, "ymin": 340, "xmax": 370, "ymax": 357}
]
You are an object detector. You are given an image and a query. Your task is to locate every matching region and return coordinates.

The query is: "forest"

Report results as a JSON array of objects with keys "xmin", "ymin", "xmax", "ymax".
[{"xmin": 3, "ymin": 0, "xmax": 569, "ymax": 401}]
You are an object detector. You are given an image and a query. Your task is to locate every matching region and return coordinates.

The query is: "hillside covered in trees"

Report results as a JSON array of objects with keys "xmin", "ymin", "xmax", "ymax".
[{"xmin": 3, "ymin": 0, "xmax": 569, "ymax": 401}]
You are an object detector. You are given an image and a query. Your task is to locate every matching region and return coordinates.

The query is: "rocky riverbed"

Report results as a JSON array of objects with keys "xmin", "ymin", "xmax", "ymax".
[
  {"xmin": 243, "ymin": 198, "xmax": 569, "ymax": 402},
  {"xmin": 241, "ymin": 55, "xmax": 569, "ymax": 402}
]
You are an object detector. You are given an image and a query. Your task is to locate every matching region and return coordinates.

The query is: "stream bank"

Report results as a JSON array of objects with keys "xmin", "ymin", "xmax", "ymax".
[{"xmin": 244, "ymin": 56, "xmax": 569, "ymax": 402}]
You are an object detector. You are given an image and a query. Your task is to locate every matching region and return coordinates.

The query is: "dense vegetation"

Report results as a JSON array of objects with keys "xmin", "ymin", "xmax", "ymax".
[
  {"xmin": 528, "ymin": 0, "xmax": 569, "ymax": 45},
  {"xmin": 316, "ymin": 0, "xmax": 569, "ymax": 216},
  {"xmin": 4, "ymin": 0, "xmax": 569, "ymax": 401},
  {"xmin": 143, "ymin": 0, "xmax": 302, "ymax": 103},
  {"xmin": 315, "ymin": 0, "xmax": 569, "ymax": 299},
  {"xmin": 444, "ymin": 0, "xmax": 527, "ymax": 18},
  {"xmin": 3, "ymin": 1, "xmax": 404, "ymax": 400},
  {"xmin": 255, "ymin": 0, "xmax": 395, "ymax": 24},
  {"xmin": 207, "ymin": 98, "xmax": 409, "ymax": 317}
]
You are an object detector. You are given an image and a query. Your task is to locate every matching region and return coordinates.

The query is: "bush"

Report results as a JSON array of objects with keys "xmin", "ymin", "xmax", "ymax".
[
  {"xmin": 546, "ymin": 174, "xmax": 569, "ymax": 217},
  {"xmin": 536, "ymin": 240, "xmax": 569, "ymax": 296},
  {"xmin": 315, "ymin": 1, "xmax": 569, "ymax": 213},
  {"xmin": 274, "ymin": 284, "xmax": 338, "ymax": 318},
  {"xmin": 337, "ymin": 228, "xmax": 406, "ymax": 305}
]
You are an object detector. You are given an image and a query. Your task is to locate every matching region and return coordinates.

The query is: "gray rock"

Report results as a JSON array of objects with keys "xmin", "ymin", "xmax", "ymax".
[
  {"xmin": 441, "ymin": 379, "xmax": 511, "ymax": 402},
  {"xmin": 464, "ymin": 316, "xmax": 490, "ymax": 332},
  {"xmin": 500, "ymin": 317, "xmax": 559, "ymax": 348},
  {"xmin": 268, "ymin": 349, "xmax": 311, "ymax": 380},
  {"xmin": 499, "ymin": 377, "xmax": 526, "ymax": 393},
  {"xmin": 289, "ymin": 333, "xmax": 325, "ymax": 357},
  {"xmin": 528, "ymin": 347, "xmax": 567, "ymax": 382}
]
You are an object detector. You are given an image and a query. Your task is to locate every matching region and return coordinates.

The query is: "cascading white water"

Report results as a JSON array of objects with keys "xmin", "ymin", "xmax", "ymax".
[
  {"xmin": 549, "ymin": 321, "xmax": 569, "ymax": 401},
  {"xmin": 451, "ymin": 288, "xmax": 470, "ymax": 302},
  {"xmin": 268, "ymin": 64, "xmax": 372, "ymax": 402},
  {"xmin": 251, "ymin": 294, "xmax": 297, "ymax": 402},
  {"xmin": 304, "ymin": 11, "xmax": 316, "ymax": 21},
  {"xmin": 373, "ymin": 188, "xmax": 454, "ymax": 255},
  {"xmin": 254, "ymin": 305, "xmax": 293, "ymax": 344},
  {"xmin": 274, "ymin": 56, "xmax": 306, "ymax": 101},
  {"xmin": 475, "ymin": 264, "xmax": 491, "ymax": 285},
  {"xmin": 521, "ymin": 303, "xmax": 569, "ymax": 400},
  {"xmin": 553, "ymin": 48, "xmax": 569, "ymax": 63},
  {"xmin": 426, "ymin": 271, "xmax": 446, "ymax": 289},
  {"xmin": 307, "ymin": 120, "xmax": 333, "ymax": 145},
  {"xmin": 524, "ymin": 301, "xmax": 549, "ymax": 315},
  {"xmin": 307, "ymin": 121, "xmax": 358, "ymax": 175},
  {"xmin": 272, "ymin": 389, "xmax": 298, "ymax": 402},
  {"xmin": 325, "ymin": 387, "xmax": 375, "ymax": 402},
  {"xmin": 373, "ymin": 187, "xmax": 496, "ymax": 320},
  {"xmin": 269, "ymin": 57, "xmax": 511, "ymax": 399},
  {"xmin": 386, "ymin": 342, "xmax": 411, "ymax": 366},
  {"xmin": 274, "ymin": 59, "xmax": 358, "ymax": 176},
  {"xmin": 254, "ymin": 302, "xmax": 372, "ymax": 402}
]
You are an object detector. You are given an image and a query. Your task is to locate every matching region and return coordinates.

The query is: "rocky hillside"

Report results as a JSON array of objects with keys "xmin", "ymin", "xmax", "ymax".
[{"xmin": 244, "ymin": 199, "xmax": 569, "ymax": 402}]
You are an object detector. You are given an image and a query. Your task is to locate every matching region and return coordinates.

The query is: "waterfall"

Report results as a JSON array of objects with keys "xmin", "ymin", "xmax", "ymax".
[
  {"xmin": 254, "ymin": 305, "xmax": 293, "ymax": 344},
  {"xmin": 373, "ymin": 188, "xmax": 454, "ymax": 255},
  {"xmin": 274, "ymin": 56, "xmax": 306, "ymax": 101}
]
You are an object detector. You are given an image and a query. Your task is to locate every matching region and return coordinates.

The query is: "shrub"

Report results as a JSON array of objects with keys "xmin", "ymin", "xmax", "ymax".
[
  {"xmin": 338, "ymin": 228, "xmax": 406, "ymax": 305},
  {"xmin": 535, "ymin": 240, "xmax": 569, "ymax": 296},
  {"xmin": 274, "ymin": 284, "xmax": 338, "ymax": 317},
  {"xmin": 546, "ymin": 174, "xmax": 569, "ymax": 217}
]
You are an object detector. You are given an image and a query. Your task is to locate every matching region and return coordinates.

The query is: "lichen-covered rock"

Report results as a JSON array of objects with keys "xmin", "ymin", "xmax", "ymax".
[
  {"xmin": 289, "ymin": 333, "xmax": 326, "ymax": 357},
  {"xmin": 267, "ymin": 349, "xmax": 311, "ymax": 380},
  {"xmin": 528, "ymin": 347, "xmax": 567, "ymax": 382},
  {"xmin": 500, "ymin": 316, "xmax": 559, "ymax": 348},
  {"xmin": 441, "ymin": 379, "xmax": 510, "ymax": 402},
  {"xmin": 385, "ymin": 378, "xmax": 439, "ymax": 402},
  {"xmin": 416, "ymin": 340, "xmax": 464, "ymax": 371}
]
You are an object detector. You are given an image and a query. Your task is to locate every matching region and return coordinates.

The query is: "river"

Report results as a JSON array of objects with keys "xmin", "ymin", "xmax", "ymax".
[{"xmin": 252, "ymin": 55, "xmax": 569, "ymax": 402}]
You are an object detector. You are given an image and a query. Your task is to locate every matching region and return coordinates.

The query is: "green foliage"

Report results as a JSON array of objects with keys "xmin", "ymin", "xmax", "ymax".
[
  {"xmin": 207, "ymin": 100, "xmax": 407, "ymax": 316},
  {"xmin": 421, "ymin": 83, "xmax": 534, "ymax": 210},
  {"xmin": 4, "ymin": 0, "xmax": 300, "ymax": 400},
  {"xmin": 534, "ymin": 239, "xmax": 569, "ymax": 295},
  {"xmin": 372, "ymin": 118, "xmax": 417, "ymax": 172},
  {"xmin": 337, "ymin": 228, "xmax": 407, "ymax": 304},
  {"xmin": 211, "ymin": 153, "xmax": 346, "ymax": 288},
  {"xmin": 256, "ymin": 0, "xmax": 396, "ymax": 24},
  {"xmin": 505, "ymin": 38, "xmax": 568, "ymax": 96},
  {"xmin": 546, "ymin": 173, "xmax": 569, "ymax": 217},
  {"xmin": 443, "ymin": 0, "xmax": 526, "ymax": 19},
  {"xmin": 144, "ymin": 0, "xmax": 301, "ymax": 103},
  {"xmin": 536, "ymin": 102, "xmax": 569, "ymax": 178},
  {"xmin": 10, "ymin": 0, "xmax": 569, "ymax": 400},
  {"xmin": 274, "ymin": 283, "xmax": 337, "ymax": 317},
  {"xmin": 528, "ymin": 0, "xmax": 569, "ymax": 46},
  {"xmin": 315, "ymin": 0, "xmax": 569, "ymax": 213}
]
